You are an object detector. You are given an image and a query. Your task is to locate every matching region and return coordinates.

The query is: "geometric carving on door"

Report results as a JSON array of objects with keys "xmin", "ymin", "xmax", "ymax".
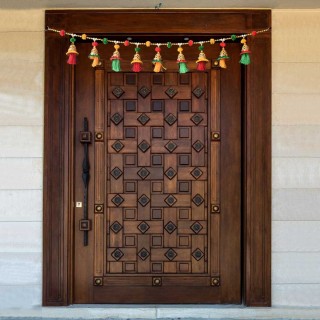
[
  {"xmin": 112, "ymin": 87, "xmax": 125, "ymax": 98},
  {"xmin": 192, "ymin": 86, "xmax": 204, "ymax": 98},
  {"xmin": 138, "ymin": 86, "xmax": 151, "ymax": 98},
  {"xmin": 165, "ymin": 141, "xmax": 178, "ymax": 153},
  {"xmin": 165, "ymin": 87, "xmax": 178, "ymax": 99},
  {"xmin": 190, "ymin": 221, "xmax": 204, "ymax": 234}
]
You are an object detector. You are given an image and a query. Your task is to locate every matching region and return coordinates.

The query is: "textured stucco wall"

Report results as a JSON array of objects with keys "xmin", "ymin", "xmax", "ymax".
[{"xmin": 0, "ymin": 8, "xmax": 319, "ymax": 309}]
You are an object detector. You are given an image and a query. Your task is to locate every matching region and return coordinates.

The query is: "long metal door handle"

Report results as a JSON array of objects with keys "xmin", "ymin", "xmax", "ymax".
[{"xmin": 79, "ymin": 117, "xmax": 92, "ymax": 246}]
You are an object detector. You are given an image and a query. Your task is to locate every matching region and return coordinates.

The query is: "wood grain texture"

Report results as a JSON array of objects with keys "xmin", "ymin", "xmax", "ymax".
[{"xmin": 243, "ymin": 33, "xmax": 272, "ymax": 306}]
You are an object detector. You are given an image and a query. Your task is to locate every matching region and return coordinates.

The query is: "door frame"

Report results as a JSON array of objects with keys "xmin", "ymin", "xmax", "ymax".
[{"xmin": 43, "ymin": 9, "xmax": 271, "ymax": 307}]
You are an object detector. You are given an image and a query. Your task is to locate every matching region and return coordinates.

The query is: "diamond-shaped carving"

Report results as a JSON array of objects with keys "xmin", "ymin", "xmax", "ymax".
[
  {"xmin": 138, "ymin": 248, "xmax": 150, "ymax": 261},
  {"xmin": 138, "ymin": 140, "xmax": 151, "ymax": 153},
  {"xmin": 111, "ymin": 248, "xmax": 124, "ymax": 261},
  {"xmin": 191, "ymin": 167, "xmax": 203, "ymax": 179},
  {"xmin": 165, "ymin": 248, "xmax": 177, "ymax": 261},
  {"xmin": 112, "ymin": 87, "xmax": 125, "ymax": 98},
  {"xmin": 192, "ymin": 87, "xmax": 204, "ymax": 98},
  {"xmin": 192, "ymin": 248, "xmax": 204, "ymax": 261},
  {"xmin": 164, "ymin": 113, "xmax": 177, "ymax": 126},
  {"xmin": 137, "ymin": 221, "xmax": 150, "ymax": 233},
  {"xmin": 137, "ymin": 113, "xmax": 150, "ymax": 125},
  {"xmin": 192, "ymin": 194, "xmax": 204, "ymax": 206},
  {"xmin": 138, "ymin": 194, "xmax": 150, "ymax": 207},
  {"xmin": 137, "ymin": 167, "xmax": 150, "ymax": 180},
  {"xmin": 112, "ymin": 140, "xmax": 124, "ymax": 152},
  {"xmin": 110, "ymin": 167, "xmax": 123, "ymax": 180},
  {"xmin": 165, "ymin": 141, "xmax": 177, "ymax": 153},
  {"xmin": 191, "ymin": 113, "xmax": 204, "ymax": 125},
  {"xmin": 138, "ymin": 86, "xmax": 151, "ymax": 98},
  {"xmin": 190, "ymin": 221, "xmax": 204, "ymax": 234},
  {"xmin": 111, "ymin": 194, "xmax": 124, "ymax": 206},
  {"xmin": 165, "ymin": 87, "xmax": 178, "ymax": 99},
  {"xmin": 164, "ymin": 167, "xmax": 177, "ymax": 180},
  {"xmin": 164, "ymin": 221, "xmax": 177, "ymax": 234},
  {"xmin": 110, "ymin": 221, "xmax": 123, "ymax": 234},
  {"xmin": 111, "ymin": 112, "xmax": 123, "ymax": 125},
  {"xmin": 192, "ymin": 140, "xmax": 204, "ymax": 152},
  {"xmin": 165, "ymin": 194, "xmax": 177, "ymax": 207}
]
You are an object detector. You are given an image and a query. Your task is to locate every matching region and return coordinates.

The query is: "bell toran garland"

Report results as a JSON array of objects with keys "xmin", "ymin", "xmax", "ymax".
[{"xmin": 47, "ymin": 27, "xmax": 270, "ymax": 73}]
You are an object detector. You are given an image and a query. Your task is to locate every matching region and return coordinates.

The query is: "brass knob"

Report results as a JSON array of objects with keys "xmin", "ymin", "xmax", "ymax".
[
  {"xmin": 95, "ymin": 205, "xmax": 103, "ymax": 212},
  {"xmin": 212, "ymin": 205, "xmax": 220, "ymax": 212},
  {"xmin": 153, "ymin": 277, "xmax": 161, "ymax": 286},
  {"xmin": 214, "ymin": 61, "xmax": 219, "ymax": 66},
  {"xmin": 212, "ymin": 132, "xmax": 220, "ymax": 140},
  {"xmin": 95, "ymin": 278, "xmax": 101, "ymax": 285},
  {"xmin": 96, "ymin": 132, "xmax": 103, "ymax": 140},
  {"xmin": 211, "ymin": 277, "xmax": 220, "ymax": 286}
]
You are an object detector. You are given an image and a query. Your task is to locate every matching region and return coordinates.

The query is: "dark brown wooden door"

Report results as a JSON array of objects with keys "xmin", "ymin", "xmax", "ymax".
[{"xmin": 73, "ymin": 43, "xmax": 241, "ymax": 304}]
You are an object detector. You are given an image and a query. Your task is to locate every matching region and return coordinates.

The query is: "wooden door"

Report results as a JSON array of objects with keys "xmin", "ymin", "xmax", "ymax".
[
  {"xmin": 44, "ymin": 10, "xmax": 271, "ymax": 307},
  {"xmin": 73, "ymin": 43, "xmax": 241, "ymax": 304}
]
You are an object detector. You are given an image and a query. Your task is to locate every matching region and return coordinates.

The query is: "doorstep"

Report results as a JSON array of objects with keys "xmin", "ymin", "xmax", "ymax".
[{"xmin": 0, "ymin": 306, "xmax": 320, "ymax": 320}]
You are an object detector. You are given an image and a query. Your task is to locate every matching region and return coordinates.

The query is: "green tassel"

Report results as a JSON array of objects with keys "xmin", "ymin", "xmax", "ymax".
[
  {"xmin": 240, "ymin": 53, "xmax": 251, "ymax": 65},
  {"xmin": 112, "ymin": 59, "xmax": 121, "ymax": 72},
  {"xmin": 178, "ymin": 62, "xmax": 189, "ymax": 74}
]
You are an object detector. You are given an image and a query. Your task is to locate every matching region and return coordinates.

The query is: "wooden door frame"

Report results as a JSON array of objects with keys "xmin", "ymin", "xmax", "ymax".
[{"xmin": 43, "ymin": 9, "xmax": 271, "ymax": 307}]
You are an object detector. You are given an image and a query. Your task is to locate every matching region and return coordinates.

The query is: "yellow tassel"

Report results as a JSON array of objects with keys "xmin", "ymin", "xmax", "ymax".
[
  {"xmin": 219, "ymin": 59, "xmax": 227, "ymax": 69},
  {"xmin": 91, "ymin": 57, "xmax": 99, "ymax": 67},
  {"xmin": 153, "ymin": 62, "xmax": 162, "ymax": 73}
]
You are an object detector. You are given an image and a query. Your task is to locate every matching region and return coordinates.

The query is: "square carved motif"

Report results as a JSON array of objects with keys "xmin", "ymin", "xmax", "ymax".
[
  {"xmin": 179, "ymin": 181, "xmax": 190, "ymax": 193},
  {"xmin": 179, "ymin": 100, "xmax": 190, "ymax": 112},
  {"xmin": 125, "ymin": 100, "xmax": 136, "ymax": 111},
  {"xmin": 125, "ymin": 154, "xmax": 136, "ymax": 166},
  {"xmin": 153, "ymin": 74, "xmax": 163, "ymax": 85},
  {"xmin": 152, "ymin": 263, "xmax": 163, "ymax": 273},
  {"xmin": 125, "ymin": 181, "xmax": 136, "ymax": 193},
  {"xmin": 152, "ymin": 235, "xmax": 163, "ymax": 247},
  {"xmin": 152, "ymin": 100, "xmax": 164, "ymax": 112},
  {"xmin": 152, "ymin": 155, "xmax": 163, "ymax": 166},
  {"xmin": 179, "ymin": 154, "xmax": 190, "ymax": 166},
  {"xmin": 125, "ymin": 235, "xmax": 136, "ymax": 246},
  {"xmin": 179, "ymin": 127, "xmax": 190, "ymax": 138},
  {"xmin": 179, "ymin": 73, "xmax": 190, "ymax": 85},
  {"xmin": 152, "ymin": 127, "xmax": 163, "ymax": 138},
  {"xmin": 152, "ymin": 181, "xmax": 163, "ymax": 193},
  {"xmin": 179, "ymin": 209, "xmax": 190, "ymax": 219},
  {"xmin": 125, "ymin": 127, "xmax": 136, "ymax": 138},
  {"xmin": 125, "ymin": 74, "xmax": 137, "ymax": 85},
  {"xmin": 179, "ymin": 235, "xmax": 190, "ymax": 247},
  {"xmin": 152, "ymin": 208, "xmax": 163, "ymax": 220},
  {"xmin": 124, "ymin": 262, "xmax": 136, "ymax": 273},
  {"xmin": 178, "ymin": 263, "xmax": 190, "ymax": 273},
  {"xmin": 124, "ymin": 208, "xmax": 136, "ymax": 220}
]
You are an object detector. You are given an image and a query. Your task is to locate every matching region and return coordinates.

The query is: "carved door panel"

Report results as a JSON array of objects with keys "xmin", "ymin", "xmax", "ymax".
[{"xmin": 74, "ymin": 52, "xmax": 241, "ymax": 304}]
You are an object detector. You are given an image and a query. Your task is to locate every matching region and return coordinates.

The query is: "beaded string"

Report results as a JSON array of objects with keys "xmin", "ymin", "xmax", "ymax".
[{"xmin": 47, "ymin": 27, "xmax": 270, "ymax": 47}]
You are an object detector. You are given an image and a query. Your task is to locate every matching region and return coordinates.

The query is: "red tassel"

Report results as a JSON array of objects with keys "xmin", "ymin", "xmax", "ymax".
[
  {"xmin": 66, "ymin": 42, "xmax": 79, "ymax": 65},
  {"xmin": 196, "ymin": 44, "xmax": 208, "ymax": 72},
  {"xmin": 197, "ymin": 61, "xmax": 206, "ymax": 71},
  {"xmin": 131, "ymin": 47, "xmax": 143, "ymax": 73},
  {"xmin": 67, "ymin": 53, "xmax": 77, "ymax": 65},
  {"xmin": 132, "ymin": 62, "xmax": 142, "ymax": 72}
]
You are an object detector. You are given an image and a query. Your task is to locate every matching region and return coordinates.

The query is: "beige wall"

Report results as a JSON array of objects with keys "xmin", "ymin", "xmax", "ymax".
[{"xmin": 0, "ymin": 8, "xmax": 319, "ymax": 309}]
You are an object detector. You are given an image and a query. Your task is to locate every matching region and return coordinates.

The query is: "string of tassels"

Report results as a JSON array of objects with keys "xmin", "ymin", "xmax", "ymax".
[{"xmin": 49, "ymin": 27, "xmax": 269, "ymax": 70}]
